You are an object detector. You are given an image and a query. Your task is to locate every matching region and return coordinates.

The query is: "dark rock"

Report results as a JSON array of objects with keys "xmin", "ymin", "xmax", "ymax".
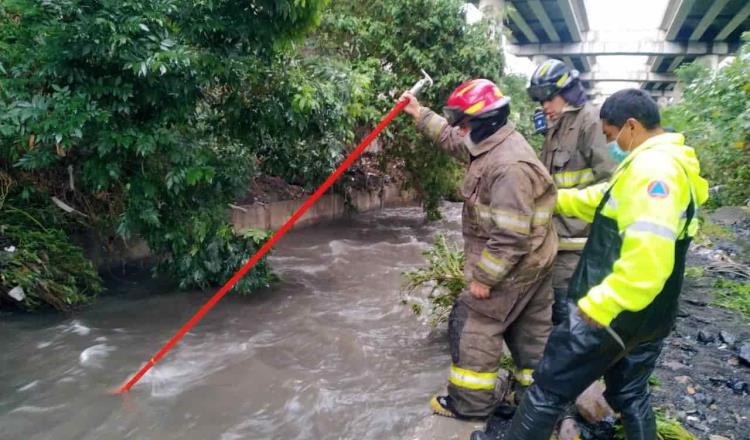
[
  {"xmin": 739, "ymin": 343, "xmax": 750, "ymax": 366},
  {"xmin": 719, "ymin": 330, "xmax": 737, "ymax": 346},
  {"xmin": 726, "ymin": 379, "xmax": 748, "ymax": 395},
  {"xmin": 694, "ymin": 423, "xmax": 710, "ymax": 433},
  {"xmin": 664, "ymin": 360, "xmax": 689, "ymax": 371},
  {"xmin": 686, "ymin": 299, "xmax": 708, "ymax": 307},
  {"xmin": 709, "ymin": 377, "xmax": 726, "ymax": 387},
  {"xmin": 698, "ymin": 330, "xmax": 716, "ymax": 344},
  {"xmin": 682, "ymin": 396, "xmax": 696, "ymax": 408},
  {"xmin": 692, "ymin": 315, "xmax": 712, "ymax": 324},
  {"xmin": 694, "ymin": 393, "xmax": 715, "ymax": 406}
]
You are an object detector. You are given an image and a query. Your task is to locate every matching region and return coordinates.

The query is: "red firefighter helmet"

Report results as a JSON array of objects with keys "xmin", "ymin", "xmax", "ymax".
[{"xmin": 444, "ymin": 79, "xmax": 511, "ymax": 127}]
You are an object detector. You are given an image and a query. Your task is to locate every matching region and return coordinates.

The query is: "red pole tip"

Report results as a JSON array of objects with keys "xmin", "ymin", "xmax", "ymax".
[{"xmin": 108, "ymin": 384, "xmax": 128, "ymax": 395}]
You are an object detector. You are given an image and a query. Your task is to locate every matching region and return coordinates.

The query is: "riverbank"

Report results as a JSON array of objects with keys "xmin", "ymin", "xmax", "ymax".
[{"xmin": 83, "ymin": 174, "xmax": 418, "ymax": 272}]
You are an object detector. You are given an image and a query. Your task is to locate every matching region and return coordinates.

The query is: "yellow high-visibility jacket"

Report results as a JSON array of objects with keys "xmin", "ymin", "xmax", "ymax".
[{"xmin": 557, "ymin": 133, "xmax": 709, "ymax": 326}]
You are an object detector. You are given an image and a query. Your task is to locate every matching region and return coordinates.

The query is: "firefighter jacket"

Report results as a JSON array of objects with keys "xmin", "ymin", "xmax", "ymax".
[
  {"xmin": 541, "ymin": 102, "xmax": 614, "ymax": 251},
  {"xmin": 418, "ymin": 108, "xmax": 558, "ymax": 290}
]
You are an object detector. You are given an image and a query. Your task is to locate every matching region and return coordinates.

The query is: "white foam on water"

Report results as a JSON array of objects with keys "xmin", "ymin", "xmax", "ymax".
[
  {"xmin": 68, "ymin": 320, "xmax": 91, "ymax": 336},
  {"xmin": 268, "ymin": 255, "xmax": 309, "ymax": 264},
  {"xmin": 328, "ymin": 239, "xmax": 363, "ymax": 256},
  {"xmin": 9, "ymin": 404, "xmax": 66, "ymax": 414},
  {"xmin": 369, "ymin": 236, "xmax": 424, "ymax": 250},
  {"xmin": 273, "ymin": 264, "xmax": 329, "ymax": 275},
  {"xmin": 79, "ymin": 344, "xmax": 115, "ymax": 367},
  {"xmin": 37, "ymin": 341, "xmax": 53, "ymax": 349},
  {"xmin": 142, "ymin": 331, "xmax": 274, "ymax": 398},
  {"xmin": 18, "ymin": 380, "xmax": 39, "ymax": 392}
]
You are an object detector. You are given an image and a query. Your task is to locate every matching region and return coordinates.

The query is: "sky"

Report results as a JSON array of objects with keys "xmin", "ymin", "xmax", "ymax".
[{"xmin": 503, "ymin": 0, "xmax": 671, "ymax": 97}]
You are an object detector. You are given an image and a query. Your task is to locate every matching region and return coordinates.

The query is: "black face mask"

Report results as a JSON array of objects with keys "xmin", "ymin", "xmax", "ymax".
[
  {"xmin": 533, "ymin": 108, "xmax": 548, "ymax": 134},
  {"xmin": 468, "ymin": 105, "xmax": 510, "ymax": 144}
]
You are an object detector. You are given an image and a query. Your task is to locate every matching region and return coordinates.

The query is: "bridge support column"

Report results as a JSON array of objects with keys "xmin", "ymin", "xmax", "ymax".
[
  {"xmin": 479, "ymin": 0, "xmax": 504, "ymax": 17},
  {"xmin": 696, "ymin": 54, "xmax": 720, "ymax": 69}
]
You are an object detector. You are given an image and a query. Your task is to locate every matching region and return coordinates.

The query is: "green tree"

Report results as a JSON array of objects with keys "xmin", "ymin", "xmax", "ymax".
[
  {"xmin": 311, "ymin": 0, "xmax": 510, "ymax": 219},
  {"xmin": 662, "ymin": 36, "xmax": 750, "ymax": 207}
]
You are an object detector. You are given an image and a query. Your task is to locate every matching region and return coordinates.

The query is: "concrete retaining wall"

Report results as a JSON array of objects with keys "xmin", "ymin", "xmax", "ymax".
[
  {"xmin": 88, "ymin": 184, "xmax": 417, "ymax": 270},
  {"xmin": 230, "ymin": 184, "xmax": 416, "ymax": 231}
]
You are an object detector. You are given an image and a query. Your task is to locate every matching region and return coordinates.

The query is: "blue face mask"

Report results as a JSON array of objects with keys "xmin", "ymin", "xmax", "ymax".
[
  {"xmin": 607, "ymin": 126, "xmax": 629, "ymax": 163},
  {"xmin": 608, "ymin": 142, "xmax": 628, "ymax": 163}
]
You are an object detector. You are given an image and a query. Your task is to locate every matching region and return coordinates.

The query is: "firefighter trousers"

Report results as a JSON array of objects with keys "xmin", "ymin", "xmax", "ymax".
[{"xmin": 447, "ymin": 273, "xmax": 553, "ymax": 417}]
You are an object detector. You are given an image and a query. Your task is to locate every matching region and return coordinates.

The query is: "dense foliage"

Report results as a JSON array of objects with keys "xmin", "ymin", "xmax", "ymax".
[
  {"xmin": 311, "ymin": 0, "xmax": 514, "ymax": 219},
  {"xmin": 0, "ymin": 0, "xmax": 326, "ymax": 309},
  {"xmin": 662, "ymin": 37, "xmax": 750, "ymax": 207},
  {"xmin": 0, "ymin": 0, "xmax": 539, "ymax": 310}
]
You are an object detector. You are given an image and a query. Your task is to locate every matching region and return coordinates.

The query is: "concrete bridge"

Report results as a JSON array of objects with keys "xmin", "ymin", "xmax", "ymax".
[{"xmin": 487, "ymin": 0, "xmax": 750, "ymax": 102}]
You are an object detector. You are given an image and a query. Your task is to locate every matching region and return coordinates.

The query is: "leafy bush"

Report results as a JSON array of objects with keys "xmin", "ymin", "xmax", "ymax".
[
  {"xmin": 0, "ymin": 0, "xmax": 327, "ymax": 308},
  {"xmin": 238, "ymin": 57, "xmax": 371, "ymax": 189},
  {"xmin": 662, "ymin": 36, "xmax": 750, "ymax": 207},
  {"xmin": 0, "ymin": 174, "xmax": 102, "ymax": 311},
  {"xmin": 402, "ymin": 234, "xmax": 465, "ymax": 325}
]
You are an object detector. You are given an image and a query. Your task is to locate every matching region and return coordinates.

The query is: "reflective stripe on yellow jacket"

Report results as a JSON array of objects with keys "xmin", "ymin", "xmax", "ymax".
[{"xmin": 556, "ymin": 133, "xmax": 709, "ymax": 326}]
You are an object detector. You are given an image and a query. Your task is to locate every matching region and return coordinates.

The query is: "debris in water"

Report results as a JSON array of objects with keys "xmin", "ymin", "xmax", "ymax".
[{"xmin": 8, "ymin": 285, "xmax": 25, "ymax": 301}]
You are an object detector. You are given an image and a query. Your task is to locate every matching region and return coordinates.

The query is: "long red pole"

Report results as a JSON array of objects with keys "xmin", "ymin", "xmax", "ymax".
[{"xmin": 117, "ymin": 98, "xmax": 411, "ymax": 393}]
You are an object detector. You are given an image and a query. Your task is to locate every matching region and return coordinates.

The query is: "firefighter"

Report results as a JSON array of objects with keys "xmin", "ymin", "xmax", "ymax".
[
  {"xmin": 500, "ymin": 89, "xmax": 709, "ymax": 439},
  {"xmin": 527, "ymin": 58, "xmax": 614, "ymax": 325},
  {"xmin": 400, "ymin": 79, "xmax": 558, "ymax": 418}
]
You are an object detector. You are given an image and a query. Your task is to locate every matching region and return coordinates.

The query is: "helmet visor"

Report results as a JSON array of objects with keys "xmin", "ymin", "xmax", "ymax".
[
  {"xmin": 527, "ymin": 84, "xmax": 558, "ymax": 102},
  {"xmin": 443, "ymin": 106, "xmax": 467, "ymax": 127}
]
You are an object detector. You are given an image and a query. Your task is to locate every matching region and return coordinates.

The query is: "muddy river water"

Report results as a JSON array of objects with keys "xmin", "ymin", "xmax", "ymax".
[{"xmin": 0, "ymin": 204, "xmax": 465, "ymax": 440}]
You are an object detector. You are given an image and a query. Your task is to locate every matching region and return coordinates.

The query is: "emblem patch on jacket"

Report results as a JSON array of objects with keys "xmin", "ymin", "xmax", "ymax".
[{"xmin": 647, "ymin": 180, "xmax": 670, "ymax": 198}]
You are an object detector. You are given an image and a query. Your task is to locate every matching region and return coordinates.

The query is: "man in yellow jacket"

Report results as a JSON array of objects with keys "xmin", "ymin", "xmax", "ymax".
[{"xmin": 495, "ymin": 89, "xmax": 709, "ymax": 440}]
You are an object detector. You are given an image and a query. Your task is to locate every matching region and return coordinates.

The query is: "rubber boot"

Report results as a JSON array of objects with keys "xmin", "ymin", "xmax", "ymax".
[
  {"xmin": 469, "ymin": 405, "xmax": 516, "ymax": 440},
  {"xmin": 619, "ymin": 400, "xmax": 657, "ymax": 440},
  {"xmin": 504, "ymin": 384, "xmax": 568, "ymax": 440}
]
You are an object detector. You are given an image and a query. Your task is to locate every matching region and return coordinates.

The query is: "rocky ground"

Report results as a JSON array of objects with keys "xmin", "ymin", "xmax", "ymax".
[{"xmin": 650, "ymin": 207, "xmax": 750, "ymax": 439}]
